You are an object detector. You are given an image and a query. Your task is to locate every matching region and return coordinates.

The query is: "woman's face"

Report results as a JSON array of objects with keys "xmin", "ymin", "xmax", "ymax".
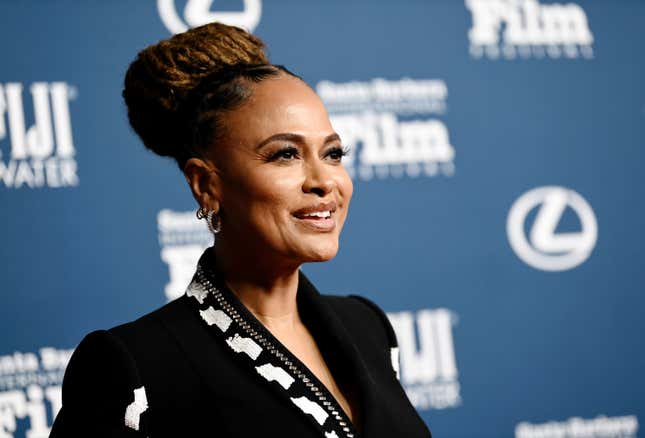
[{"xmin": 198, "ymin": 73, "xmax": 353, "ymax": 266}]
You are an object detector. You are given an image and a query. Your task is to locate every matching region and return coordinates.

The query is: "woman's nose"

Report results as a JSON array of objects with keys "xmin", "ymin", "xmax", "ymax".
[{"xmin": 302, "ymin": 157, "xmax": 335, "ymax": 196}]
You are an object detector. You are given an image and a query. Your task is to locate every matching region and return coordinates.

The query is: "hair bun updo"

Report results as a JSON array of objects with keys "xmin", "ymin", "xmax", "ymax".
[{"xmin": 122, "ymin": 22, "xmax": 270, "ymax": 170}]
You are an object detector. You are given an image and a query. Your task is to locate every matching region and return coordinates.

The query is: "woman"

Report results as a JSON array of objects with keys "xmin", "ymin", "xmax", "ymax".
[{"xmin": 50, "ymin": 23, "xmax": 431, "ymax": 438}]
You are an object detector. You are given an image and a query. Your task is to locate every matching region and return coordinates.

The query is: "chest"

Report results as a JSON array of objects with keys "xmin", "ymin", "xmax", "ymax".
[
  {"xmin": 270, "ymin": 324, "xmax": 360, "ymax": 426},
  {"xmin": 147, "ymin": 287, "xmax": 432, "ymax": 437}
]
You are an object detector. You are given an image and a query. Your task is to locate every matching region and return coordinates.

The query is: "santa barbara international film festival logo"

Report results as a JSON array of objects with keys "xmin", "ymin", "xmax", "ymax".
[
  {"xmin": 0, "ymin": 82, "xmax": 79, "ymax": 189},
  {"xmin": 317, "ymin": 78, "xmax": 455, "ymax": 181},
  {"xmin": 465, "ymin": 0, "xmax": 594, "ymax": 60},
  {"xmin": 507, "ymin": 186, "xmax": 598, "ymax": 271},
  {"xmin": 515, "ymin": 414, "xmax": 639, "ymax": 438},
  {"xmin": 158, "ymin": 209, "xmax": 213, "ymax": 301},
  {"xmin": 0, "ymin": 347, "xmax": 72, "ymax": 437},
  {"xmin": 157, "ymin": 0, "xmax": 262, "ymax": 34},
  {"xmin": 157, "ymin": 210, "xmax": 462, "ymax": 410}
]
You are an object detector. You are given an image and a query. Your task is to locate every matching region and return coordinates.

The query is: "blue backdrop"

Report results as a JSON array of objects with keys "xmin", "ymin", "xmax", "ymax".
[{"xmin": 1, "ymin": 1, "xmax": 643, "ymax": 437}]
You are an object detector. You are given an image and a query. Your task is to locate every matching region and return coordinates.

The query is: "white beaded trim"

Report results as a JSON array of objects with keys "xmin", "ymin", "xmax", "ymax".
[
  {"xmin": 290, "ymin": 396, "xmax": 329, "ymax": 425},
  {"xmin": 199, "ymin": 306, "xmax": 232, "ymax": 332},
  {"xmin": 188, "ymin": 265, "xmax": 358, "ymax": 437},
  {"xmin": 390, "ymin": 347, "xmax": 401, "ymax": 380},
  {"xmin": 186, "ymin": 280, "xmax": 209, "ymax": 304},
  {"xmin": 124, "ymin": 386, "xmax": 148, "ymax": 431},
  {"xmin": 255, "ymin": 363, "xmax": 295, "ymax": 389},
  {"xmin": 226, "ymin": 333, "xmax": 263, "ymax": 360}
]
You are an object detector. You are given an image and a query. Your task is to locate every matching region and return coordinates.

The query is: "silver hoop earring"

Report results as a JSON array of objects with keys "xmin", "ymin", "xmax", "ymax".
[{"xmin": 206, "ymin": 210, "xmax": 222, "ymax": 234}]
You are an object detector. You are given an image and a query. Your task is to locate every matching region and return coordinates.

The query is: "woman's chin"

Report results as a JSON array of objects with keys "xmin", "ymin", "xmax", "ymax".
[{"xmin": 298, "ymin": 243, "xmax": 339, "ymax": 263}]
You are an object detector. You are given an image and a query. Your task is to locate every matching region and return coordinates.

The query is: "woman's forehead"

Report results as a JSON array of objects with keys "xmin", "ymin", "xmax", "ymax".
[
  {"xmin": 247, "ymin": 75, "xmax": 325, "ymax": 114},
  {"xmin": 223, "ymin": 75, "xmax": 334, "ymax": 142}
]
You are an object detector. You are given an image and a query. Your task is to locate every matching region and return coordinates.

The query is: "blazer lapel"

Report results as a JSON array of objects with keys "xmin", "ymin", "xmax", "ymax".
[
  {"xmin": 157, "ymin": 248, "xmax": 365, "ymax": 438},
  {"xmin": 296, "ymin": 272, "xmax": 380, "ymax": 437}
]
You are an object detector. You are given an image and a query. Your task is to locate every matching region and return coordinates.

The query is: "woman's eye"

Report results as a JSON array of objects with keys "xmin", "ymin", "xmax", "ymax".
[
  {"xmin": 270, "ymin": 146, "xmax": 299, "ymax": 161},
  {"xmin": 327, "ymin": 145, "xmax": 351, "ymax": 161}
]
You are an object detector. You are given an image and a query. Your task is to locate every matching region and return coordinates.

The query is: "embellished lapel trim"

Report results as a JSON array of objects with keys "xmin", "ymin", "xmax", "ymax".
[{"xmin": 183, "ymin": 248, "xmax": 361, "ymax": 438}]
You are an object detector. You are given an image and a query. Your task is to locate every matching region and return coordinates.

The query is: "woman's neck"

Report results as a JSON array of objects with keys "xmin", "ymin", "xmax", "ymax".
[{"xmin": 212, "ymin": 241, "xmax": 303, "ymax": 331}]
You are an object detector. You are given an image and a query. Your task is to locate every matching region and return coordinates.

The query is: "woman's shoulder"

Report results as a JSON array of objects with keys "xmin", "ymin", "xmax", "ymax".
[
  {"xmin": 50, "ymin": 295, "xmax": 200, "ymax": 436},
  {"xmin": 60, "ymin": 294, "xmax": 197, "ymax": 397},
  {"xmin": 61, "ymin": 295, "xmax": 191, "ymax": 383},
  {"xmin": 321, "ymin": 293, "xmax": 399, "ymax": 350},
  {"xmin": 50, "ymin": 328, "xmax": 150, "ymax": 436},
  {"xmin": 106, "ymin": 294, "xmax": 192, "ymax": 350},
  {"xmin": 99, "ymin": 295, "xmax": 208, "ymax": 387}
]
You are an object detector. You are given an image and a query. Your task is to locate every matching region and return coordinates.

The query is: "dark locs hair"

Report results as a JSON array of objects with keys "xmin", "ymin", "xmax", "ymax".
[{"xmin": 122, "ymin": 22, "xmax": 299, "ymax": 170}]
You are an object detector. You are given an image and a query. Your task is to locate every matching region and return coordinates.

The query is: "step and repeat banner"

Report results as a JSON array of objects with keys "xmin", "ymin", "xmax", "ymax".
[{"xmin": 1, "ymin": 1, "xmax": 643, "ymax": 437}]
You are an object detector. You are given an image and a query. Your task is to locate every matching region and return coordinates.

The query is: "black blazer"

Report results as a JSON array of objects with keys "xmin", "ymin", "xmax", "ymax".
[{"xmin": 50, "ymin": 248, "xmax": 431, "ymax": 437}]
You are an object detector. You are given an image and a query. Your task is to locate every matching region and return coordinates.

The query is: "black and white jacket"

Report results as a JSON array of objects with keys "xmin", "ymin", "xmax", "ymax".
[{"xmin": 50, "ymin": 248, "xmax": 431, "ymax": 437}]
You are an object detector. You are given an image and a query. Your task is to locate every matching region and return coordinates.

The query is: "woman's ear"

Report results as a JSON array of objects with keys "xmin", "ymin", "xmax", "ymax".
[{"xmin": 184, "ymin": 157, "xmax": 221, "ymax": 212}]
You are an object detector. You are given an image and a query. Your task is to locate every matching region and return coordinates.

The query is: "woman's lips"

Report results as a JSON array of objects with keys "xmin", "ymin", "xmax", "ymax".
[{"xmin": 292, "ymin": 211, "xmax": 336, "ymax": 231}]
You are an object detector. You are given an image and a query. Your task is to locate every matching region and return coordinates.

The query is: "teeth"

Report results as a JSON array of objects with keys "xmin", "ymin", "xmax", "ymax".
[{"xmin": 302, "ymin": 211, "xmax": 331, "ymax": 218}]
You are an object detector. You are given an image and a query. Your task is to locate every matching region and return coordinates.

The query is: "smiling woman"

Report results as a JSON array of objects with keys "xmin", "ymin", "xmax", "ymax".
[
  {"xmin": 49, "ymin": 22, "xmax": 431, "ymax": 438},
  {"xmin": 182, "ymin": 71, "xmax": 354, "ymax": 267}
]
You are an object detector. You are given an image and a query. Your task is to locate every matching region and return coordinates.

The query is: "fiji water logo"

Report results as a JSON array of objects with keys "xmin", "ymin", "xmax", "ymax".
[
  {"xmin": 317, "ymin": 78, "xmax": 455, "ymax": 181},
  {"xmin": 0, "ymin": 347, "xmax": 72, "ymax": 437},
  {"xmin": 387, "ymin": 308, "xmax": 461, "ymax": 410},
  {"xmin": 0, "ymin": 82, "xmax": 78, "ymax": 189},
  {"xmin": 466, "ymin": 0, "xmax": 594, "ymax": 60},
  {"xmin": 157, "ymin": 0, "xmax": 262, "ymax": 34},
  {"xmin": 157, "ymin": 209, "xmax": 212, "ymax": 301}
]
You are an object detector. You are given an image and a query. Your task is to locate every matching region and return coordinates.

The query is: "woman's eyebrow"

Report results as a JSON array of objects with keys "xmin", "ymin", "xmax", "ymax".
[
  {"xmin": 255, "ymin": 133, "xmax": 303, "ymax": 150},
  {"xmin": 255, "ymin": 132, "xmax": 341, "ymax": 150},
  {"xmin": 324, "ymin": 133, "xmax": 341, "ymax": 144}
]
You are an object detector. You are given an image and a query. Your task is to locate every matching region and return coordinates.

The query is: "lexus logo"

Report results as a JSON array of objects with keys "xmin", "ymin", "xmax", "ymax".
[
  {"xmin": 157, "ymin": 0, "xmax": 262, "ymax": 35},
  {"xmin": 506, "ymin": 186, "xmax": 598, "ymax": 271}
]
